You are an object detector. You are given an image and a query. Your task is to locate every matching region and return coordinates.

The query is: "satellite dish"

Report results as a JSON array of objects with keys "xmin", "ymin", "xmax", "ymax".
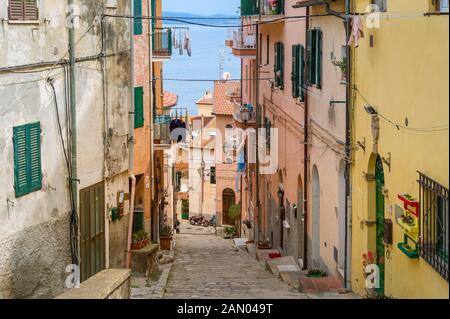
[{"xmin": 223, "ymin": 72, "xmax": 231, "ymax": 80}]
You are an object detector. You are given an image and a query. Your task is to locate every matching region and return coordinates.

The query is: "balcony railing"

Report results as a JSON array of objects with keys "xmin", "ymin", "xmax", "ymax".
[
  {"xmin": 153, "ymin": 28, "xmax": 172, "ymax": 58},
  {"xmin": 231, "ymin": 30, "xmax": 256, "ymax": 57},
  {"xmin": 153, "ymin": 115, "xmax": 171, "ymax": 144},
  {"xmin": 260, "ymin": 0, "xmax": 285, "ymax": 16}
]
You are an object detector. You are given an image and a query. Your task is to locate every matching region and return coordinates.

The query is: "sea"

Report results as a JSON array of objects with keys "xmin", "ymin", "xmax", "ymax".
[{"xmin": 163, "ymin": 22, "xmax": 241, "ymax": 117}]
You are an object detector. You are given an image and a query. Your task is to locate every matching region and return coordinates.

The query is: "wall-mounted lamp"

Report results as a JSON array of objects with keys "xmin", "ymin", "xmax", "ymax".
[
  {"xmin": 382, "ymin": 152, "xmax": 392, "ymax": 172},
  {"xmin": 356, "ymin": 138, "xmax": 366, "ymax": 152},
  {"xmin": 364, "ymin": 105, "xmax": 377, "ymax": 115}
]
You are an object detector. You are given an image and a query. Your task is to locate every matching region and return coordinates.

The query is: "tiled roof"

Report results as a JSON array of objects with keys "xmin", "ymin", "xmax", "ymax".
[
  {"xmin": 212, "ymin": 80, "xmax": 240, "ymax": 116},
  {"xmin": 163, "ymin": 91, "xmax": 178, "ymax": 108},
  {"xmin": 196, "ymin": 91, "xmax": 214, "ymax": 105}
]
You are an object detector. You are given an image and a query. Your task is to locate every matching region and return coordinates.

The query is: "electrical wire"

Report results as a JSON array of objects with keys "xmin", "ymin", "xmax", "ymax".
[{"xmin": 353, "ymin": 87, "xmax": 449, "ymax": 132}]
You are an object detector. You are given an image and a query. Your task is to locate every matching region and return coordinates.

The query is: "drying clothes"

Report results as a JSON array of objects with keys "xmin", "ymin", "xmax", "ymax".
[
  {"xmin": 348, "ymin": 15, "xmax": 364, "ymax": 47},
  {"xmin": 172, "ymin": 28, "xmax": 177, "ymax": 48},
  {"xmin": 178, "ymin": 29, "xmax": 183, "ymax": 55},
  {"xmin": 185, "ymin": 29, "xmax": 192, "ymax": 57}
]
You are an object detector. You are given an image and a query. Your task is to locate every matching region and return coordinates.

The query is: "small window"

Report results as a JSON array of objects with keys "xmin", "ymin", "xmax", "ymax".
[
  {"xmin": 266, "ymin": 35, "xmax": 270, "ymax": 65},
  {"xmin": 291, "ymin": 44, "xmax": 305, "ymax": 100},
  {"xmin": 210, "ymin": 167, "xmax": 216, "ymax": 184},
  {"xmin": 418, "ymin": 172, "xmax": 449, "ymax": 281},
  {"xmin": 274, "ymin": 42, "xmax": 284, "ymax": 89},
  {"xmin": 371, "ymin": 0, "xmax": 387, "ymax": 12},
  {"xmin": 8, "ymin": 0, "xmax": 39, "ymax": 21},
  {"xmin": 435, "ymin": 0, "xmax": 449, "ymax": 12},
  {"xmin": 306, "ymin": 28, "xmax": 322, "ymax": 89},
  {"xmin": 264, "ymin": 117, "xmax": 271, "ymax": 155},
  {"xmin": 13, "ymin": 122, "xmax": 42, "ymax": 197}
]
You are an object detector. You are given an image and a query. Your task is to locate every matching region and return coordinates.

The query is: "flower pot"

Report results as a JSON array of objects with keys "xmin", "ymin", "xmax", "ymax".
[
  {"xmin": 131, "ymin": 239, "xmax": 148, "ymax": 251},
  {"xmin": 160, "ymin": 236, "xmax": 173, "ymax": 251}
]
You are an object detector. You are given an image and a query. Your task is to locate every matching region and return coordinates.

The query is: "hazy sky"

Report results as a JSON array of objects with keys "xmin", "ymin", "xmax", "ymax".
[{"xmin": 163, "ymin": 0, "xmax": 240, "ymax": 15}]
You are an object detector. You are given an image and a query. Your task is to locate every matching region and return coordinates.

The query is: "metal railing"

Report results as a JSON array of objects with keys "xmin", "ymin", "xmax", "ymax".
[
  {"xmin": 260, "ymin": 0, "xmax": 285, "ymax": 16},
  {"xmin": 153, "ymin": 28, "xmax": 172, "ymax": 57},
  {"xmin": 418, "ymin": 171, "xmax": 449, "ymax": 281},
  {"xmin": 232, "ymin": 30, "xmax": 256, "ymax": 50},
  {"xmin": 153, "ymin": 115, "xmax": 171, "ymax": 142}
]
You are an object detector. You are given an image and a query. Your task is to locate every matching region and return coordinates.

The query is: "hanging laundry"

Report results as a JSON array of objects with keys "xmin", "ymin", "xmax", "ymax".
[
  {"xmin": 185, "ymin": 29, "xmax": 192, "ymax": 57},
  {"xmin": 348, "ymin": 15, "xmax": 364, "ymax": 48},
  {"xmin": 172, "ymin": 28, "xmax": 177, "ymax": 48},
  {"xmin": 178, "ymin": 29, "xmax": 183, "ymax": 55}
]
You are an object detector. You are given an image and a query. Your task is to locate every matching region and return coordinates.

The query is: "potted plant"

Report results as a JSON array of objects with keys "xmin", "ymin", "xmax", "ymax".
[
  {"xmin": 131, "ymin": 230, "xmax": 149, "ymax": 250},
  {"xmin": 257, "ymin": 239, "xmax": 272, "ymax": 249},
  {"xmin": 160, "ymin": 223, "xmax": 173, "ymax": 251},
  {"xmin": 224, "ymin": 226, "xmax": 236, "ymax": 239},
  {"xmin": 307, "ymin": 269, "xmax": 327, "ymax": 278},
  {"xmin": 268, "ymin": 0, "xmax": 278, "ymax": 15}
]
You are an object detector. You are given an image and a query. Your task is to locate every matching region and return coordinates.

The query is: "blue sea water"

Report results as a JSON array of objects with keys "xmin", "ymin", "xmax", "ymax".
[{"xmin": 163, "ymin": 25, "xmax": 241, "ymax": 116}]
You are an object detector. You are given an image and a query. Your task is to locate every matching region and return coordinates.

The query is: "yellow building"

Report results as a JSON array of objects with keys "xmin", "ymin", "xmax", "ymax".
[{"xmin": 350, "ymin": 0, "xmax": 449, "ymax": 298}]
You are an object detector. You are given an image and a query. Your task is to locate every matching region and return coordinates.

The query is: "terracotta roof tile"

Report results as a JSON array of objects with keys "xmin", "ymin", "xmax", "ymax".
[
  {"xmin": 196, "ymin": 91, "xmax": 214, "ymax": 105},
  {"xmin": 163, "ymin": 91, "xmax": 178, "ymax": 108},
  {"xmin": 212, "ymin": 80, "xmax": 241, "ymax": 116}
]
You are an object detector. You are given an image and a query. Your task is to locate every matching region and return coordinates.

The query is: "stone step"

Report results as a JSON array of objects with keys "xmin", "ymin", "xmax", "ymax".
[
  {"xmin": 279, "ymin": 271, "xmax": 303, "ymax": 289},
  {"xmin": 255, "ymin": 249, "xmax": 281, "ymax": 263},
  {"xmin": 265, "ymin": 256, "xmax": 301, "ymax": 277}
]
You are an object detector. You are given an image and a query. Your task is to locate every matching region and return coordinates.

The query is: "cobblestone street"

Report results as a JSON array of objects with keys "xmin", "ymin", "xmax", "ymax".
[{"xmin": 163, "ymin": 228, "xmax": 309, "ymax": 299}]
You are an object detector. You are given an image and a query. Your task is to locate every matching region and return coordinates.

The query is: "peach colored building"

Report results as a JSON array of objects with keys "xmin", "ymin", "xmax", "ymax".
[{"xmin": 212, "ymin": 81, "xmax": 242, "ymax": 228}]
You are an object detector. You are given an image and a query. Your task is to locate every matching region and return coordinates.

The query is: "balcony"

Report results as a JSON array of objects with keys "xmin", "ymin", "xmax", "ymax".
[
  {"xmin": 233, "ymin": 103, "xmax": 257, "ymax": 127},
  {"xmin": 259, "ymin": 0, "xmax": 285, "ymax": 18},
  {"xmin": 152, "ymin": 28, "xmax": 172, "ymax": 61},
  {"xmin": 231, "ymin": 30, "xmax": 256, "ymax": 58},
  {"xmin": 153, "ymin": 115, "xmax": 171, "ymax": 148}
]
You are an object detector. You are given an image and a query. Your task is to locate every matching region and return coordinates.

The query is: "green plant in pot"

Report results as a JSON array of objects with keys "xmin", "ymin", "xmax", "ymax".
[
  {"xmin": 131, "ymin": 230, "xmax": 148, "ymax": 250},
  {"xmin": 224, "ymin": 226, "xmax": 236, "ymax": 238},
  {"xmin": 160, "ymin": 223, "xmax": 174, "ymax": 251},
  {"xmin": 307, "ymin": 269, "xmax": 327, "ymax": 278}
]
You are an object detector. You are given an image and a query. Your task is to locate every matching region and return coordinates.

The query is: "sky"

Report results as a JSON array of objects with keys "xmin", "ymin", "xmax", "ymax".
[{"xmin": 163, "ymin": 0, "xmax": 240, "ymax": 16}]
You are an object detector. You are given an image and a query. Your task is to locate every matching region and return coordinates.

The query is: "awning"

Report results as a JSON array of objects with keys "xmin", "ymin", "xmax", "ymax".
[{"xmin": 293, "ymin": 0, "xmax": 334, "ymax": 9}]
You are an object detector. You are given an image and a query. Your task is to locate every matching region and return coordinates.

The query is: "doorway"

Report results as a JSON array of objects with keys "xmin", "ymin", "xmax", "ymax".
[
  {"xmin": 222, "ymin": 188, "xmax": 235, "ymax": 226},
  {"xmin": 375, "ymin": 155, "xmax": 385, "ymax": 296},
  {"xmin": 312, "ymin": 165, "xmax": 321, "ymax": 268},
  {"xmin": 80, "ymin": 181, "xmax": 105, "ymax": 282}
]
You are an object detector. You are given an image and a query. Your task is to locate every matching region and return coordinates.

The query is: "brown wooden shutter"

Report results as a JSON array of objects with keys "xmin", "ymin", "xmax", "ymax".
[
  {"xmin": 8, "ymin": 0, "xmax": 38, "ymax": 21},
  {"xmin": 8, "ymin": 0, "xmax": 24, "ymax": 21},
  {"xmin": 24, "ymin": 0, "xmax": 38, "ymax": 20}
]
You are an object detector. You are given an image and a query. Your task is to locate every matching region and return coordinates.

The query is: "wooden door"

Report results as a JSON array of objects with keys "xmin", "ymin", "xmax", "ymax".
[
  {"xmin": 375, "ymin": 156, "xmax": 385, "ymax": 296},
  {"xmin": 222, "ymin": 189, "xmax": 235, "ymax": 226},
  {"xmin": 80, "ymin": 181, "xmax": 105, "ymax": 282}
]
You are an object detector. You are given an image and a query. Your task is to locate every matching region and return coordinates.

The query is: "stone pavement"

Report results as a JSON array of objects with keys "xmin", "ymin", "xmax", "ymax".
[{"xmin": 163, "ymin": 232, "xmax": 309, "ymax": 299}]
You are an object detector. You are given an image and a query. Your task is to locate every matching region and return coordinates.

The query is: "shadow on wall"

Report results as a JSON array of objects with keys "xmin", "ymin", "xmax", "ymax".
[{"xmin": 0, "ymin": 212, "xmax": 72, "ymax": 298}]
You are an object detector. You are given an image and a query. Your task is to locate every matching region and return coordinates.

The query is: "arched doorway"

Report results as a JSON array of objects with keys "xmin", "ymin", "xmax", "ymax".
[
  {"xmin": 375, "ymin": 155, "xmax": 385, "ymax": 296},
  {"xmin": 222, "ymin": 188, "xmax": 235, "ymax": 226},
  {"xmin": 312, "ymin": 165, "xmax": 321, "ymax": 268}
]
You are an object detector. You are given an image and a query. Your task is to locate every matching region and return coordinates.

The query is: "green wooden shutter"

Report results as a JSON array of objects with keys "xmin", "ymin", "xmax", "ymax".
[
  {"xmin": 134, "ymin": 87, "xmax": 144, "ymax": 128},
  {"xmin": 306, "ymin": 29, "xmax": 315, "ymax": 85},
  {"xmin": 277, "ymin": 0, "xmax": 285, "ymax": 14},
  {"xmin": 292, "ymin": 45, "xmax": 299, "ymax": 98},
  {"xmin": 299, "ymin": 45, "xmax": 305, "ymax": 101},
  {"xmin": 315, "ymin": 29, "xmax": 323, "ymax": 89},
  {"xmin": 151, "ymin": 0, "xmax": 156, "ymax": 32},
  {"xmin": 274, "ymin": 42, "xmax": 278, "ymax": 85},
  {"xmin": 134, "ymin": 0, "xmax": 142, "ymax": 35},
  {"xmin": 13, "ymin": 122, "xmax": 42, "ymax": 197}
]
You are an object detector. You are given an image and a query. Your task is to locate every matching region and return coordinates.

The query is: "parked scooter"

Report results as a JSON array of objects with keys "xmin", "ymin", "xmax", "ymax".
[{"xmin": 208, "ymin": 215, "xmax": 217, "ymax": 227}]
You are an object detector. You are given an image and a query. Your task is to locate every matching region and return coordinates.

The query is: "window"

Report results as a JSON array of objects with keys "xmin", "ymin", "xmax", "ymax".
[
  {"xmin": 291, "ymin": 44, "xmax": 305, "ymax": 100},
  {"xmin": 134, "ymin": 0, "xmax": 143, "ymax": 35},
  {"xmin": 134, "ymin": 86, "xmax": 144, "ymax": 128},
  {"xmin": 175, "ymin": 171, "xmax": 182, "ymax": 189},
  {"xmin": 418, "ymin": 172, "xmax": 449, "ymax": 281},
  {"xmin": 259, "ymin": 33, "xmax": 263, "ymax": 65},
  {"xmin": 435, "ymin": 0, "xmax": 449, "ymax": 12},
  {"xmin": 210, "ymin": 167, "xmax": 216, "ymax": 184},
  {"xmin": 264, "ymin": 117, "xmax": 271, "ymax": 155},
  {"xmin": 13, "ymin": 122, "xmax": 42, "ymax": 197},
  {"xmin": 8, "ymin": 0, "xmax": 38, "ymax": 21},
  {"xmin": 274, "ymin": 42, "xmax": 284, "ymax": 89},
  {"xmin": 371, "ymin": 0, "xmax": 387, "ymax": 12},
  {"xmin": 306, "ymin": 28, "xmax": 322, "ymax": 89},
  {"xmin": 266, "ymin": 35, "xmax": 270, "ymax": 65}
]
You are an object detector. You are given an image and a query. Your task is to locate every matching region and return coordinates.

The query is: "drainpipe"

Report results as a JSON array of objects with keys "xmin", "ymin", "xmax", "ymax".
[
  {"xmin": 68, "ymin": 0, "xmax": 79, "ymax": 266},
  {"xmin": 255, "ymin": 21, "xmax": 261, "ymax": 245},
  {"xmin": 126, "ymin": 0, "xmax": 136, "ymax": 269},
  {"xmin": 302, "ymin": 6, "xmax": 310, "ymax": 271},
  {"xmin": 324, "ymin": 0, "xmax": 352, "ymax": 288},
  {"xmin": 147, "ymin": 0, "xmax": 154, "ymax": 240},
  {"xmin": 344, "ymin": 0, "xmax": 352, "ymax": 290}
]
